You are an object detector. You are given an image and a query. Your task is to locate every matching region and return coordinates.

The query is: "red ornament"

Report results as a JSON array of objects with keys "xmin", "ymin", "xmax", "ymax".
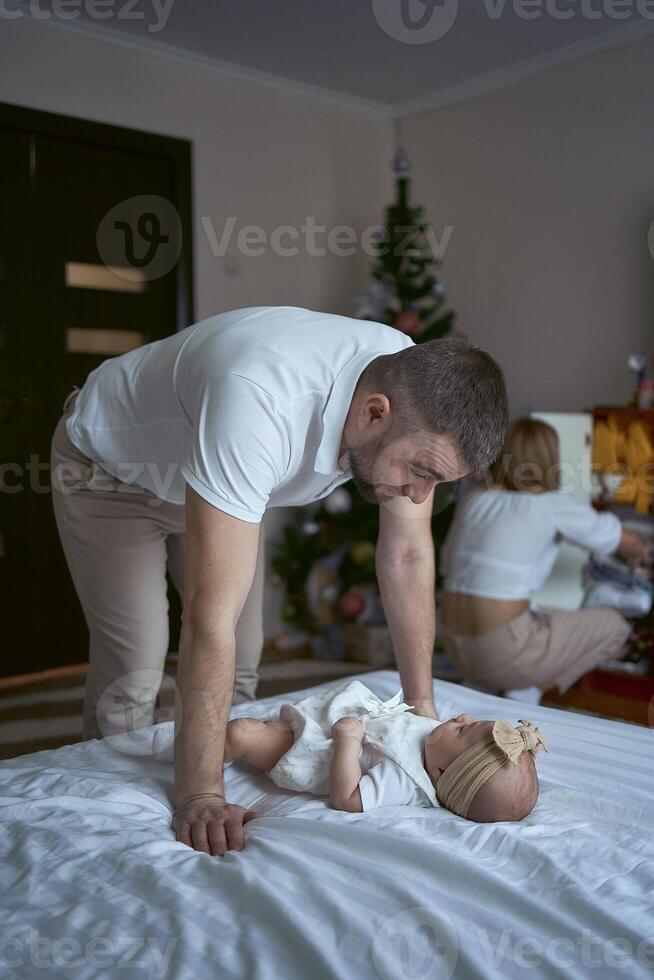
[
  {"xmin": 395, "ymin": 309, "xmax": 421, "ymax": 335},
  {"xmin": 339, "ymin": 591, "xmax": 365, "ymax": 620}
]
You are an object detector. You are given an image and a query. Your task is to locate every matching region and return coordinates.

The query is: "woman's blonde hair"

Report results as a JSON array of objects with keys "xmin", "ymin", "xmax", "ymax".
[{"xmin": 490, "ymin": 418, "xmax": 560, "ymax": 492}]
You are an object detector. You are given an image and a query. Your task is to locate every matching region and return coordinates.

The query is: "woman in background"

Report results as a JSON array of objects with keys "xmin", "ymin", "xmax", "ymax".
[{"xmin": 439, "ymin": 419, "xmax": 651, "ymax": 701}]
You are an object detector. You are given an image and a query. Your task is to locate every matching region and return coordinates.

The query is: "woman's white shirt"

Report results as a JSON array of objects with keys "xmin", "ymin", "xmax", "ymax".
[{"xmin": 440, "ymin": 488, "xmax": 622, "ymax": 600}]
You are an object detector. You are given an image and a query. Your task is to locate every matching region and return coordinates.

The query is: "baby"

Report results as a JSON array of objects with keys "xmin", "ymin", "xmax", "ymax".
[{"xmin": 223, "ymin": 680, "xmax": 549, "ymax": 822}]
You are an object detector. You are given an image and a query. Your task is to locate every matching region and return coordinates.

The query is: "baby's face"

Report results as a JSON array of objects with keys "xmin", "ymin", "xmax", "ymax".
[{"xmin": 422, "ymin": 714, "xmax": 495, "ymax": 786}]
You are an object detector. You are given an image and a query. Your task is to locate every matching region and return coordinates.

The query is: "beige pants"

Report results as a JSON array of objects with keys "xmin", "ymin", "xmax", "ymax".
[
  {"xmin": 441, "ymin": 606, "xmax": 631, "ymax": 694},
  {"xmin": 51, "ymin": 387, "xmax": 266, "ymax": 739}
]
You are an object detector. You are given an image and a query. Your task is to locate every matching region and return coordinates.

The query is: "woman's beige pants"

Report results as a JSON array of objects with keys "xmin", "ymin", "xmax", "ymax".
[
  {"xmin": 441, "ymin": 606, "xmax": 631, "ymax": 694},
  {"xmin": 50, "ymin": 388, "xmax": 266, "ymax": 739}
]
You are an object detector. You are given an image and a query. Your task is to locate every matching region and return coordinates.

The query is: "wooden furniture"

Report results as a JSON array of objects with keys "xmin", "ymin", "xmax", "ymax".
[
  {"xmin": 590, "ymin": 405, "xmax": 654, "ymax": 515},
  {"xmin": 543, "ymin": 673, "xmax": 652, "ymax": 727}
]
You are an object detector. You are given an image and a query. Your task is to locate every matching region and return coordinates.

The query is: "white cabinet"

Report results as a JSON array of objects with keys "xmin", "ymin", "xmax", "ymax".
[{"xmin": 530, "ymin": 411, "xmax": 593, "ymax": 611}]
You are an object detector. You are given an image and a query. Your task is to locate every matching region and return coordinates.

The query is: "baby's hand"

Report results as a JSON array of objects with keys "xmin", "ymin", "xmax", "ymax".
[{"xmin": 331, "ymin": 717, "xmax": 364, "ymax": 742}]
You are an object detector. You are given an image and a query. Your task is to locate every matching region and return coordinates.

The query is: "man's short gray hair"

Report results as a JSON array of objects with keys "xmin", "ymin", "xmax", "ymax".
[{"xmin": 361, "ymin": 337, "xmax": 509, "ymax": 473}]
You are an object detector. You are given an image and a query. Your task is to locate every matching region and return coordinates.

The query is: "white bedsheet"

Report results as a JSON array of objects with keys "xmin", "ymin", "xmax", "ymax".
[{"xmin": 0, "ymin": 671, "xmax": 652, "ymax": 980}]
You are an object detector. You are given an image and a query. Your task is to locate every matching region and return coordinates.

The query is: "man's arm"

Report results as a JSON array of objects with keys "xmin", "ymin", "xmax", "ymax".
[
  {"xmin": 376, "ymin": 490, "xmax": 438, "ymax": 719},
  {"xmin": 173, "ymin": 485, "xmax": 263, "ymax": 856}
]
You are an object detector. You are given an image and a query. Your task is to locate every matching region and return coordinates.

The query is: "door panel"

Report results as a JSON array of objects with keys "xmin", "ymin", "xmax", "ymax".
[
  {"xmin": 34, "ymin": 134, "xmax": 176, "ymax": 429},
  {"xmin": 0, "ymin": 111, "xmax": 192, "ymax": 675},
  {"xmin": 0, "ymin": 131, "xmax": 35, "ymax": 668}
]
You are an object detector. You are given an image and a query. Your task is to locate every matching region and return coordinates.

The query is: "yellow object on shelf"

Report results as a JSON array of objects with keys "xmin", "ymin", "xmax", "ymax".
[
  {"xmin": 593, "ymin": 415, "xmax": 654, "ymax": 514},
  {"xmin": 592, "ymin": 416, "xmax": 624, "ymax": 471}
]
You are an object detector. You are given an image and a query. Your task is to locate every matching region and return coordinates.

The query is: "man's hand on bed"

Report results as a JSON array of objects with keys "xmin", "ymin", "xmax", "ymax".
[
  {"xmin": 173, "ymin": 793, "xmax": 262, "ymax": 857},
  {"xmin": 410, "ymin": 700, "xmax": 439, "ymax": 720}
]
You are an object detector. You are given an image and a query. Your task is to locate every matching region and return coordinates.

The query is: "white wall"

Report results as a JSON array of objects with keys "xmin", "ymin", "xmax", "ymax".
[
  {"xmin": 0, "ymin": 19, "xmax": 390, "ymax": 322},
  {"xmin": 400, "ymin": 34, "xmax": 654, "ymax": 418},
  {"xmin": 0, "ymin": 18, "xmax": 391, "ymax": 638}
]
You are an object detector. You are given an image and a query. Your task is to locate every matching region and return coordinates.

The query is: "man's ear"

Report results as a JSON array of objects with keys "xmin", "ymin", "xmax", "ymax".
[{"xmin": 359, "ymin": 394, "xmax": 391, "ymax": 428}]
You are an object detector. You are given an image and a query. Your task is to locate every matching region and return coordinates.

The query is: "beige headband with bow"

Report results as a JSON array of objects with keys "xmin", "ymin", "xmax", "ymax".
[{"xmin": 435, "ymin": 719, "xmax": 549, "ymax": 819}]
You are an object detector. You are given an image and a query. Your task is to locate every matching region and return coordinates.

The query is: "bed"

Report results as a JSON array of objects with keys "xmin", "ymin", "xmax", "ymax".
[{"xmin": 1, "ymin": 670, "xmax": 652, "ymax": 980}]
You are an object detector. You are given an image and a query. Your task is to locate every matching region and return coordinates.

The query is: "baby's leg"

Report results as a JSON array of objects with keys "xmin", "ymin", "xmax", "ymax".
[{"xmin": 224, "ymin": 717, "xmax": 294, "ymax": 770}]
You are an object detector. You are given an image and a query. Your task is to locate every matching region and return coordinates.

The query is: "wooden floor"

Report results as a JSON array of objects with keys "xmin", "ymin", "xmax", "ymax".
[
  {"xmin": 0, "ymin": 650, "xmax": 379, "ymax": 760},
  {"xmin": 1, "ymin": 647, "xmax": 650, "ymax": 761},
  {"xmin": 543, "ymin": 685, "xmax": 651, "ymax": 726}
]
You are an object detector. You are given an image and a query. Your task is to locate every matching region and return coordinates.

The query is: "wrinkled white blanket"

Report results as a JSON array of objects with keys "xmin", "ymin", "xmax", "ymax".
[{"xmin": 1, "ymin": 671, "xmax": 652, "ymax": 979}]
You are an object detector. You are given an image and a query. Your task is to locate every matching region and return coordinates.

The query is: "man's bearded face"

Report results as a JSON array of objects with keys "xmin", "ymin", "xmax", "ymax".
[{"xmin": 346, "ymin": 429, "xmax": 465, "ymax": 506}]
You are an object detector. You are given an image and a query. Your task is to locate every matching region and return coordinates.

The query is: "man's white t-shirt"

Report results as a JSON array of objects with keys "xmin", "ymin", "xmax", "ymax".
[{"xmin": 66, "ymin": 306, "xmax": 414, "ymax": 522}]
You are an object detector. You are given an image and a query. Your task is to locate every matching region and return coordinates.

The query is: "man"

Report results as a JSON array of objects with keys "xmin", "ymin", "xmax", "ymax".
[{"xmin": 51, "ymin": 306, "xmax": 508, "ymax": 856}]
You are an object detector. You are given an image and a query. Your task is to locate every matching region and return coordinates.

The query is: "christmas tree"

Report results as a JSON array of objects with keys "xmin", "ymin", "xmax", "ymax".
[
  {"xmin": 355, "ymin": 146, "xmax": 455, "ymax": 341},
  {"xmin": 272, "ymin": 148, "xmax": 456, "ymax": 650}
]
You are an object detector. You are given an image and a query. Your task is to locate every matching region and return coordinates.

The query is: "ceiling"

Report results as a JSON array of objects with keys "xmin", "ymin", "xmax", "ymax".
[{"xmin": 36, "ymin": 1, "xmax": 654, "ymax": 113}]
